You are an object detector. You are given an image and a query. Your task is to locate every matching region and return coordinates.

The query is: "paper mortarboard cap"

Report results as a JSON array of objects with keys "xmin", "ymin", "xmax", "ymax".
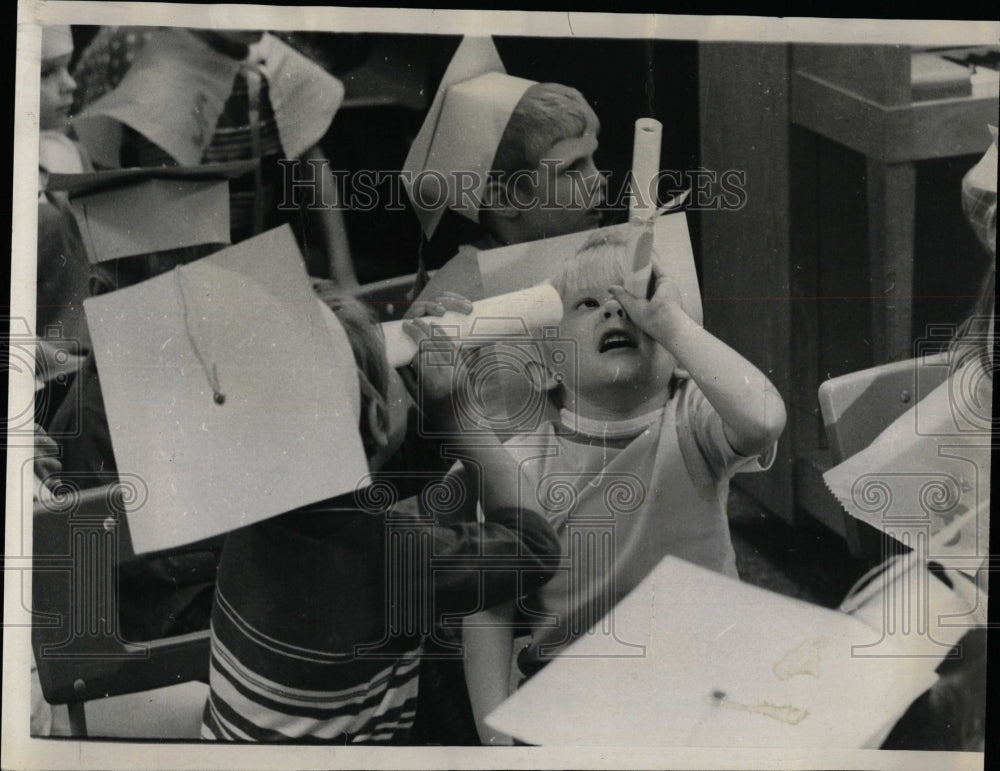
[
  {"xmin": 402, "ymin": 37, "xmax": 535, "ymax": 238},
  {"xmin": 83, "ymin": 225, "xmax": 370, "ymax": 554},
  {"xmin": 73, "ymin": 29, "xmax": 344, "ymax": 169},
  {"xmin": 45, "ymin": 159, "xmax": 257, "ymax": 263},
  {"xmin": 42, "ymin": 25, "xmax": 73, "ymax": 60},
  {"xmin": 961, "ymin": 125, "xmax": 998, "ymax": 257}
]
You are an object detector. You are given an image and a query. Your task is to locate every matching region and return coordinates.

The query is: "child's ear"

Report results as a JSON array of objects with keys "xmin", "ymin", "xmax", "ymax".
[
  {"xmin": 365, "ymin": 399, "xmax": 390, "ymax": 450},
  {"xmin": 524, "ymin": 360, "xmax": 562, "ymax": 393}
]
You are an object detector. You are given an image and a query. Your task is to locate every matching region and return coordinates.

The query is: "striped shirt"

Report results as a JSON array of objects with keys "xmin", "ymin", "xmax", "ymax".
[{"xmin": 199, "ymin": 482, "xmax": 560, "ymax": 743}]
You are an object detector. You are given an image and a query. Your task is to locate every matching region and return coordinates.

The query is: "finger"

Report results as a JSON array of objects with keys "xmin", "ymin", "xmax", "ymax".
[
  {"xmin": 401, "ymin": 318, "xmax": 434, "ymax": 347},
  {"xmin": 409, "ymin": 318, "xmax": 459, "ymax": 357},
  {"xmin": 35, "ymin": 434, "xmax": 59, "ymax": 454},
  {"xmin": 435, "ymin": 294, "xmax": 474, "ymax": 315},
  {"xmin": 608, "ymin": 284, "xmax": 640, "ymax": 304},
  {"xmin": 411, "ymin": 301, "xmax": 448, "ymax": 318},
  {"xmin": 435, "ymin": 291, "xmax": 471, "ymax": 302},
  {"xmin": 608, "ymin": 285, "xmax": 643, "ymax": 315}
]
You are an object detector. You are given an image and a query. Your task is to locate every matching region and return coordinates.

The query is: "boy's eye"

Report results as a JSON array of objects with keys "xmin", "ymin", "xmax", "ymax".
[{"xmin": 574, "ymin": 298, "xmax": 600, "ymax": 310}]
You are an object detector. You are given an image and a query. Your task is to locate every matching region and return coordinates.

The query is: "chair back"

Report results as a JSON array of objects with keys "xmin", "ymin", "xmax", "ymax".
[
  {"xmin": 818, "ymin": 352, "xmax": 951, "ymax": 464},
  {"xmin": 32, "ymin": 482, "xmax": 213, "ymax": 734}
]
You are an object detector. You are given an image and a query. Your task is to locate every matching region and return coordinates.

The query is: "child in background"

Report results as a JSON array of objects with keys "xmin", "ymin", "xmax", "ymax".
[
  {"xmin": 200, "ymin": 288, "xmax": 559, "ymax": 743},
  {"xmin": 841, "ymin": 129, "xmax": 995, "ymax": 753},
  {"xmin": 72, "ymin": 27, "xmax": 356, "ymax": 286},
  {"xmin": 404, "ymin": 40, "xmax": 606, "ymax": 439},
  {"xmin": 37, "ymin": 25, "xmax": 98, "ymax": 363},
  {"xmin": 463, "ymin": 230, "xmax": 787, "ymax": 744},
  {"xmin": 38, "ymin": 26, "xmax": 91, "ymax": 182},
  {"xmin": 404, "ymin": 37, "xmax": 605, "ymax": 306}
]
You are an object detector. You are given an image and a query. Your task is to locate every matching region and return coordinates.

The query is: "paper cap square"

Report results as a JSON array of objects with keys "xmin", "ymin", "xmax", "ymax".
[
  {"xmin": 73, "ymin": 29, "xmax": 344, "ymax": 169},
  {"xmin": 83, "ymin": 225, "xmax": 370, "ymax": 554},
  {"xmin": 46, "ymin": 160, "xmax": 258, "ymax": 263},
  {"xmin": 402, "ymin": 37, "xmax": 535, "ymax": 238},
  {"xmin": 477, "ymin": 213, "xmax": 703, "ymax": 326}
]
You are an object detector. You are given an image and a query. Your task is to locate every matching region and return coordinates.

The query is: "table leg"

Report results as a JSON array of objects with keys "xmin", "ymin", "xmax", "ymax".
[{"xmin": 866, "ymin": 159, "xmax": 916, "ymax": 363}]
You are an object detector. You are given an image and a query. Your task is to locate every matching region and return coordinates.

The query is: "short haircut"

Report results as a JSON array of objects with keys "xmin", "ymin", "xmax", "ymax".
[
  {"xmin": 313, "ymin": 280, "xmax": 390, "ymax": 457},
  {"xmin": 548, "ymin": 230, "xmax": 631, "ymax": 303},
  {"xmin": 490, "ymin": 82, "xmax": 598, "ymax": 181}
]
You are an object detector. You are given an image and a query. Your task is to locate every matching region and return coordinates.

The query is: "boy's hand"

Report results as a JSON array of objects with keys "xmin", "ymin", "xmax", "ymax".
[
  {"xmin": 35, "ymin": 422, "xmax": 62, "ymax": 482},
  {"xmin": 402, "ymin": 302, "xmax": 480, "ymax": 407},
  {"xmin": 609, "ymin": 265, "xmax": 689, "ymax": 342},
  {"xmin": 408, "ymin": 291, "xmax": 474, "ymax": 320}
]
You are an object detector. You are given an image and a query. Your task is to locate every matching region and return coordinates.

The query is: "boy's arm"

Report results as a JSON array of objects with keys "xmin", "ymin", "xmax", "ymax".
[
  {"xmin": 610, "ymin": 272, "xmax": 786, "ymax": 457},
  {"xmin": 301, "ymin": 144, "xmax": 358, "ymax": 289},
  {"xmin": 402, "ymin": 316, "xmax": 524, "ymax": 512},
  {"xmin": 464, "ymin": 602, "xmax": 516, "ymax": 746}
]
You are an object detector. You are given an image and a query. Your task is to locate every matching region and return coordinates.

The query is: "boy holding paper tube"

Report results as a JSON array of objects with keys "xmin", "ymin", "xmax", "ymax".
[{"xmin": 462, "ymin": 230, "xmax": 787, "ymax": 744}]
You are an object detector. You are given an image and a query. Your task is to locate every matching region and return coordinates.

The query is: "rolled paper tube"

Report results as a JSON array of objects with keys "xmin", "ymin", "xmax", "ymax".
[
  {"xmin": 383, "ymin": 283, "xmax": 564, "ymax": 368},
  {"xmin": 626, "ymin": 118, "xmax": 663, "ymax": 295},
  {"xmin": 628, "ymin": 118, "xmax": 663, "ymax": 222}
]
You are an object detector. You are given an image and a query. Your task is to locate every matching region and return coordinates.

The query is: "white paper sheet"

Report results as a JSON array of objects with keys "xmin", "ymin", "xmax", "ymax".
[
  {"xmin": 84, "ymin": 226, "xmax": 370, "ymax": 554},
  {"xmin": 487, "ymin": 556, "xmax": 941, "ymax": 748},
  {"xmin": 477, "ymin": 213, "xmax": 702, "ymax": 325},
  {"xmin": 824, "ymin": 374, "xmax": 992, "ymax": 577}
]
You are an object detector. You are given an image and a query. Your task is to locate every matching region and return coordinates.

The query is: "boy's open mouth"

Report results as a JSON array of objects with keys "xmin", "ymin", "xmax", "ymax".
[{"xmin": 598, "ymin": 329, "xmax": 638, "ymax": 353}]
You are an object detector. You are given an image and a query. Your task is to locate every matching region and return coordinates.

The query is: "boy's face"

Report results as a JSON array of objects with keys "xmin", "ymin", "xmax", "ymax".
[
  {"xmin": 40, "ymin": 54, "xmax": 76, "ymax": 132},
  {"xmin": 508, "ymin": 133, "xmax": 606, "ymax": 243},
  {"xmin": 556, "ymin": 284, "xmax": 675, "ymax": 409}
]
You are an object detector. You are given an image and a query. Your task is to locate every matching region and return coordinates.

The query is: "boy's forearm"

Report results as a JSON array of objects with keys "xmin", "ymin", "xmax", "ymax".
[
  {"xmin": 421, "ymin": 397, "xmax": 523, "ymax": 511},
  {"xmin": 649, "ymin": 304, "xmax": 786, "ymax": 455},
  {"xmin": 464, "ymin": 605, "xmax": 516, "ymax": 745},
  {"xmin": 302, "ymin": 145, "xmax": 357, "ymax": 288}
]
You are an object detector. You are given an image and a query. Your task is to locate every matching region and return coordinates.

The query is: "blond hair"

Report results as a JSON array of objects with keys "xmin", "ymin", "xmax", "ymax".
[{"xmin": 313, "ymin": 280, "xmax": 390, "ymax": 457}]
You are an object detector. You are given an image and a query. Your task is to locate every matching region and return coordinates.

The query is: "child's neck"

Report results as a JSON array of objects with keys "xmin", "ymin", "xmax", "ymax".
[{"xmin": 564, "ymin": 387, "xmax": 670, "ymax": 423}]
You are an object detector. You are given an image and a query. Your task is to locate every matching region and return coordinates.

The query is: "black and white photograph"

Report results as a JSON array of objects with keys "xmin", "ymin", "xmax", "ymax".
[{"xmin": 3, "ymin": 2, "xmax": 996, "ymax": 769}]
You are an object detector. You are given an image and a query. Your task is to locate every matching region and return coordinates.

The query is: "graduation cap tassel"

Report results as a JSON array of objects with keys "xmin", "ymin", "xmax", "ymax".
[{"xmin": 174, "ymin": 266, "xmax": 226, "ymax": 405}]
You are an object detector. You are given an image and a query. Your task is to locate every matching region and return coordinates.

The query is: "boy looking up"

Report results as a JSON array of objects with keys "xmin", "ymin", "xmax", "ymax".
[{"xmin": 463, "ymin": 230, "xmax": 787, "ymax": 743}]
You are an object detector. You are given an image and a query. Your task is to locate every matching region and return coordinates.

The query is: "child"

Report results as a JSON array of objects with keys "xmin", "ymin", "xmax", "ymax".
[
  {"xmin": 38, "ymin": 26, "xmax": 91, "ymax": 182},
  {"xmin": 72, "ymin": 27, "xmax": 356, "ymax": 286},
  {"xmin": 200, "ymin": 287, "xmax": 559, "ymax": 743},
  {"xmin": 36, "ymin": 24, "xmax": 102, "ymax": 421},
  {"xmin": 404, "ymin": 38, "xmax": 606, "ymax": 306},
  {"xmin": 463, "ymin": 230, "xmax": 787, "ymax": 744},
  {"xmin": 835, "ymin": 130, "xmax": 994, "ymax": 752}
]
